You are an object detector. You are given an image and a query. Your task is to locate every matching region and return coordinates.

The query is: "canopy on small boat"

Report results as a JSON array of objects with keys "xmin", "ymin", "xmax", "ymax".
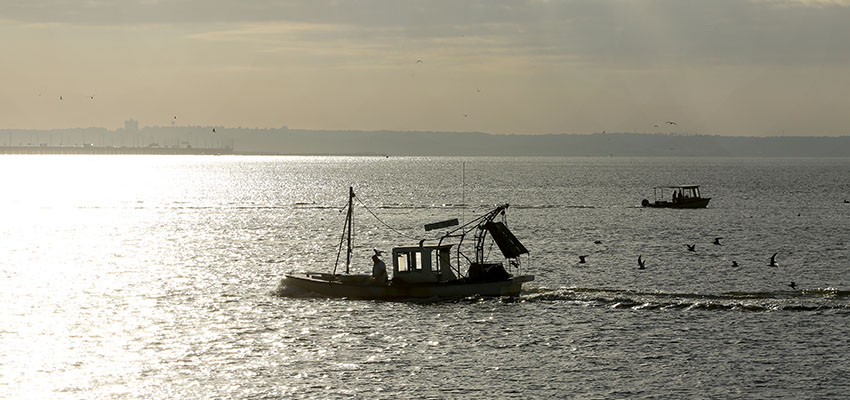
[{"xmin": 657, "ymin": 184, "xmax": 701, "ymax": 190}]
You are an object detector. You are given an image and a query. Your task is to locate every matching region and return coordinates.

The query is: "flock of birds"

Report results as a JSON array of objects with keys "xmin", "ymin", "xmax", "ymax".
[
  {"xmin": 577, "ymin": 237, "xmax": 796, "ymax": 290},
  {"xmin": 413, "ymin": 58, "xmax": 482, "ymax": 120},
  {"xmin": 652, "ymin": 121, "xmax": 678, "ymax": 129}
]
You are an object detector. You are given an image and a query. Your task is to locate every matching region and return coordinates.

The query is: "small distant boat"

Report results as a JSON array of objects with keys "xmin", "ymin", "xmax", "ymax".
[
  {"xmin": 281, "ymin": 187, "xmax": 534, "ymax": 300},
  {"xmin": 642, "ymin": 185, "xmax": 711, "ymax": 209}
]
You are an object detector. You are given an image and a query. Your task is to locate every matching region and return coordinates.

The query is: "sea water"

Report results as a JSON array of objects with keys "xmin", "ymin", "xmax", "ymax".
[{"xmin": 1, "ymin": 155, "xmax": 849, "ymax": 399}]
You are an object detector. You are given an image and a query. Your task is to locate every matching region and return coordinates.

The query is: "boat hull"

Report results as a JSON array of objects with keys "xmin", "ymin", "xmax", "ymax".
[
  {"xmin": 281, "ymin": 272, "xmax": 534, "ymax": 300},
  {"xmin": 642, "ymin": 197, "xmax": 711, "ymax": 209}
]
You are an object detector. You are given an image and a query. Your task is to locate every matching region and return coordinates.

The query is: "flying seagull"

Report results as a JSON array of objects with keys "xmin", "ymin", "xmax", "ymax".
[
  {"xmin": 578, "ymin": 255, "xmax": 587, "ymax": 264},
  {"xmin": 769, "ymin": 252, "xmax": 779, "ymax": 267},
  {"xmin": 637, "ymin": 255, "xmax": 646, "ymax": 270},
  {"xmin": 416, "ymin": 59, "xmax": 423, "ymax": 64},
  {"xmin": 713, "ymin": 237, "xmax": 723, "ymax": 246},
  {"xmin": 653, "ymin": 124, "xmax": 660, "ymax": 128},
  {"xmin": 686, "ymin": 244, "xmax": 696, "ymax": 252},
  {"xmin": 666, "ymin": 121, "xmax": 677, "ymax": 125}
]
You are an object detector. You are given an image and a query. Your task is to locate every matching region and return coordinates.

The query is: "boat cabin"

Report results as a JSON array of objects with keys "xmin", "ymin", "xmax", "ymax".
[
  {"xmin": 391, "ymin": 244, "xmax": 457, "ymax": 283},
  {"xmin": 655, "ymin": 185, "xmax": 703, "ymax": 201},
  {"xmin": 642, "ymin": 184, "xmax": 711, "ymax": 208}
]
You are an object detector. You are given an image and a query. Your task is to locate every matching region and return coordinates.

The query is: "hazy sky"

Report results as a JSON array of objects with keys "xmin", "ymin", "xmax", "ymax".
[{"xmin": 2, "ymin": 0, "xmax": 850, "ymax": 135}]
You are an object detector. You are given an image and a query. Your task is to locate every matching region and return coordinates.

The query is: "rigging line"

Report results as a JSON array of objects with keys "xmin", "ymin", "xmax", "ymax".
[
  {"xmin": 445, "ymin": 209, "xmax": 490, "ymax": 237},
  {"xmin": 332, "ymin": 203, "xmax": 350, "ymax": 275},
  {"xmin": 354, "ymin": 196, "xmax": 420, "ymax": 241}
]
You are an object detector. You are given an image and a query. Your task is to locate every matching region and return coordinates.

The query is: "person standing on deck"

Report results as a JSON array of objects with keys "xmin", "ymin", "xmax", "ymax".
[{"xmin": 371, "ymin": 249, "xmax": 388, "ymax": 284}]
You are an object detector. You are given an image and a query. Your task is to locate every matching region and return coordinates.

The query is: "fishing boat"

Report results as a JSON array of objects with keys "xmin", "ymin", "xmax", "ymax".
[
  {"xmin": 280, "ymin": 187, "xmax": 534, "ymax": 300},
  {"xmin": 641, "ymin": 185, "xmax": 711, "ymax": 209}
]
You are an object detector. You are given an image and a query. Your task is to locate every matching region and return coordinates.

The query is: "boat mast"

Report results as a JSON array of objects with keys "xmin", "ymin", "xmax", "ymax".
[{"xmin": 345, "ymin": 186, "xmax": 354, "ymax": 274}]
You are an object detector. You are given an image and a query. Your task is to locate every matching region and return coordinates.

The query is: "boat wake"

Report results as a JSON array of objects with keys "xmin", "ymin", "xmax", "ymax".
[
  {"xmin": 519, "ymin": 287, "xmax": 850, "ymax": 312},
  {"xmin": 274, "ymin": 278, "xmax": 850, "ymax": 310}
]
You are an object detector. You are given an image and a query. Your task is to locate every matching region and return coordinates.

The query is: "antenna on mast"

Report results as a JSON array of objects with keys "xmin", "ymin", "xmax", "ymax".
[{"xmin": 462, "ymin": 161, "xmax": 465, "ymax": 225}]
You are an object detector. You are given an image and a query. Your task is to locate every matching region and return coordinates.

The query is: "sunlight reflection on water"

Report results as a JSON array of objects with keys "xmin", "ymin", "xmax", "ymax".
[{"xmin": 1, "ymin": 155, "xmax": 849, "ymax": 399}]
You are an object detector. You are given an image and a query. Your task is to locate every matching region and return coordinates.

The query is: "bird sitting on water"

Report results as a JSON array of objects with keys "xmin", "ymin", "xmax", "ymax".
[
  {"xmin": 637, "ymin": 255, "xmax": 646, "ymax": 270},
  {"xmin": 769, "ymin": 252, "xmax": 779, "ymax": 267},
  {"xmin": 788, "ymin": 281, "xmax": 797, "ymax": 290},
  {"xmin": 578, "ymin": 255, "xmax": 587, "ymax": 264},
  {"xmin": 713, "ymin": 237, "xmax": 723, "ymax": 246},
  {"xmin": 594, "ymin": 240, "xmax": 603, "ymax": 244},
  {"xmin": 732, "ymin": 260, "xmax": 739, "ymax": 267},
  {"xmin": 686, "ymin": 244, "xmax": 696, "ymax": 252}
]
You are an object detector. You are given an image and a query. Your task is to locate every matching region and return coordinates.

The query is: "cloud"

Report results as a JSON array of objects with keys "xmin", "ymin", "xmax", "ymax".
[
  {"xmin": 5, "ymin": 0, "xmax": 850, "ymax": 69},
  {"xmin": 760, "ymin": 0, "xmax": 850, "ymax": 7}
]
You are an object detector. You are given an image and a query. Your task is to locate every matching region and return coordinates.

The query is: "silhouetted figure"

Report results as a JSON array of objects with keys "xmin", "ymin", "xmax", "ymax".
[
  {"xmin": 594, "ymin": 240, "xmax": 603, "ymax": 245},
  {"xmin": 713, "ymin": 237, "xmax": 723, "ymax": 246},
  {"xmin": 769, "ymin": 252, "xmax": 779, "ymax": 267},
  {"xmin": 578, "ymin": 255, "xmax": 587, "ymax": 264},
  {"xmin": 732, "ymin": 260, "xmax": 739, "ymax": 268},
  {"xmin": 686, "ymin": 244, "xmax": 695, "ymax": 252},
  {"xmin": 638, "ymin": 255, "xmax": 646, "ymax": 270},
  {"xmin": 371, "ymin": 249, "xmax": 388, "ymax": 284},
  {"xmin": 788, "ymin": 281, "xmax": 797, "ymax": 290}
]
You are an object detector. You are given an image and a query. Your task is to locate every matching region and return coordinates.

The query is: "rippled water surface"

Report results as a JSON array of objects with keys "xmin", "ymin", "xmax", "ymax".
[{"xmin": 2, "ymin": 155, "xmax": 849, "ymax": 399}]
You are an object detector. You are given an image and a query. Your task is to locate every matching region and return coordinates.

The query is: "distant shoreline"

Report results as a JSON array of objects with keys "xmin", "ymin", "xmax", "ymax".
[
  {"xmin": 0, "ymin": 146, "xmax": 232, "ymax": 155},
  {"xmin": 5, "ymin": 128, "xmax": 850, "ymax": 156},
  {"xmin": 4, "ymin": 148, "xmax": 850, "ymax": 158}
]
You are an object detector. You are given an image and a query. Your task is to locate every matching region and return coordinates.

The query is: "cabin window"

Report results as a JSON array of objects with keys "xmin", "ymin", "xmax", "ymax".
[
  {"xmin": 414, "ymin": 252, "xmax": 423, "ymax": 270},
  {"xmin": 430, "ymin": 250, "xmax": 437, "ymax": 271},
  {"xmin": 397, "ymin": 253, "xmax": 409, "ymax": 272}
]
